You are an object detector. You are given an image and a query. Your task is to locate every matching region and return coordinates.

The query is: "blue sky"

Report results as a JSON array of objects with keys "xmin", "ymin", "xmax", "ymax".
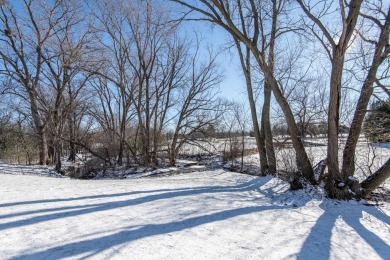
[{"xmin": 180, "ymin": 19, "xmax": 249, "ymax": 103}]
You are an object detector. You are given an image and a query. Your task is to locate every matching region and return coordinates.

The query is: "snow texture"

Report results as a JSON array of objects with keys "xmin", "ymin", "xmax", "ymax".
[{"xmin": 0, "ymin": 170, "xmax": 389, "ymax": 260}]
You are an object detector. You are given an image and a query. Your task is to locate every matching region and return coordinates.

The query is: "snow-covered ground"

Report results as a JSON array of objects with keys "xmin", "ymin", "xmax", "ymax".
[{"xmin": 1, "ymin": 171, "xmax": 389, "ymax": 259}]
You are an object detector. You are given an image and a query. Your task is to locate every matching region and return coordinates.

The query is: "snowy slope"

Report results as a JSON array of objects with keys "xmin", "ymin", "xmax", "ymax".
[{"xmin": 0, "ymin": 171, "xmax": 389, "ymax": 259}]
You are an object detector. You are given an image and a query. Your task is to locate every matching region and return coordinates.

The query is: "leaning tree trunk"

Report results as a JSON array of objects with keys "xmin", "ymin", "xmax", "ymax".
[
  {"xmin": 361, "ymin": 158, "xmax": 390, "ymax": 198},
  {"xmin": 255, "ymin": 54, "xmax": 316, "ymax": 184},
  {"xmin": 341, "ymin": 63, "xmax": 380, "ymax": 178},
  {"xmin": 342, "ymin": 9, "xmax": 390, "ymax": 178}
]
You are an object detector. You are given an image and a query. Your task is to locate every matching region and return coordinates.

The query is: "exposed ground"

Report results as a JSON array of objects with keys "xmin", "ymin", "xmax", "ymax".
[{"xmin": 1, "ymin": 170, "xmax": 389, "ymax": 259}]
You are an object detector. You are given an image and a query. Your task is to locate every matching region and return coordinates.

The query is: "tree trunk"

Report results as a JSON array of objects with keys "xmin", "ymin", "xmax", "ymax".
[
  {"xmin": 341, "ymin": 66, "xmax": 378, "ymax": 178},
  {"xmin": 168, "ymin": 133, "xmax": 179, "ymax": 166},
  {"xmin": 234, "ymin": 41, "xmax": 268, "ymax": 174},
  {"xmin": 259, "ymin": 119, "xmax": 268, "ymax": 174},
  {"xmin": 361, "ymin": 158, "xmax": 390, "ymax": 197},
  {"xmin": 241, "ymin": 130, "xmax": 244, "ymax": 172},
  {"xmin": 68, "ymin": 112, "xmax": 76, "ymax": 162},
  {"xmin": 327, "ymin": 51, "xmax": 344, "ymax": 186},
  {"xmin": 342, "ymin": 10, "xmax": 389, "ymax": 178},
  {"xmin": 262, "ymin": 82, "xmax": 276, "ymax": 173},
  {"xmin": 29, "ymin": 89, "xmax": 48, "ymax": 165},
  {"xmin": 117, "ymin": 120, "xmax": 126, "ymax": 166},
  {"xmin": 55, "ymin": 142, "xmax": 62, "ymax": 173},
  {"xmin": 39, "ymin": 130, "xmax": 48, "ymax": 165},
  {"xmin": 256, "ymin": 55, "xmax": 316, "ymax": 184}
]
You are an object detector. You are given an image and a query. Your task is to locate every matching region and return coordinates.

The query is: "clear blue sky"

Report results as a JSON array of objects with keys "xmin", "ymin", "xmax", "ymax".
[{"xmin": 181, "ymin": 19, "xmax": 249, "ymax": 103}]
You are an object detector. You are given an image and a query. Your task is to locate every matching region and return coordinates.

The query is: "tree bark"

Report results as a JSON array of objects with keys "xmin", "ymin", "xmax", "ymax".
[
  {"xmin": 361, "ymin": 158, "xmax": 390, "ymax": 197},
  {"xmin": 29, "ymin": 90, "xmax": 48, "ymax": 165},
  {"xmin": 327, "ymin": 51, "xmax": 344, "ymax": 183},
  {"xmin": 262, "ymin": 82, "xmax": 276, "ymax": 173},
  {"xmin": 68, "ymin": 112, "xmax": 76, "ymax": 162}
]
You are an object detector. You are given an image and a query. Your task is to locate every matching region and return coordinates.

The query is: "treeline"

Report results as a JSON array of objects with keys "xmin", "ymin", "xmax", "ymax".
[{"xmin": 0, "ymin": 0, "xmax": 224, "ymax": 170}]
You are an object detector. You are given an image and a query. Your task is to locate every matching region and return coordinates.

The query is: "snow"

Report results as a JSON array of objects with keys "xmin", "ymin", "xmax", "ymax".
[{"xmin": 1, "ymin": 170, "xmax": 389, "ymax": 259}]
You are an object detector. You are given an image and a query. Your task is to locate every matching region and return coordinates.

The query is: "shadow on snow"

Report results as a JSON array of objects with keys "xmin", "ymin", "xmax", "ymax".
[
  {"xmin": 296, "ymin": 201, "xmax": 390, "ymax": 260},
  {"xmin": 2, "ymin": 173, "xmax": 389, "ymax": 259}
]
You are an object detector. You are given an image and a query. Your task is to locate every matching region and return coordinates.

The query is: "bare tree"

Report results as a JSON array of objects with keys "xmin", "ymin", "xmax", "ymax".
[
  {"xmin": 88, "ymin": 0, "xmax": 139, "ymax": 165},
  {"xmin": 167, "ymin": 47, "xmax": 223, "ymax": 166},
  {"xmin": 342, "ymin": 2, "xmax": 390, "ymax": 190},
  {"xmin": 38, "ymin": 0, "xmax": 94, "ymax": 171},
  {"xmin": 0, "ymin": 0, "xmax": 67, "ymax": 165},
  {"xmin": 171, "ymin": 0, "xmax": 316, "ymax": 183},
  {"xmin": 297, "ymin": 0, "xmax": 390, "ymax": 198}
]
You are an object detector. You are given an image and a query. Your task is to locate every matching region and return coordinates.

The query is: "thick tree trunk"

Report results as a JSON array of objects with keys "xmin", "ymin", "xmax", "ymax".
[
  {"xmin": 259, "ymin": 122, "xmax": 268, "ymax": 175},
  {"xmin": 55, "ymin": 142, "xmax": 62, "ymax": 173},
  {"xmin": 168, "ymin": 133, "xmax": 179, "ymax": 166},
  {"xmin": 39, "ymin": 130, "xmax": 48, "ymax": 165},
  {"xmin": 68, "ymin": 141, "xmax": 76, "ymax": 162},
  {"xmin": 361, "ymin": 158, "xmax": 390, "ymax": 197},
  {"xmin": 29, "ymin": 89, "xmax": 48, "ymax": 165},
  {"xmin": 327, "ymin": 51, "xmax": 344, "ymax": 186}
]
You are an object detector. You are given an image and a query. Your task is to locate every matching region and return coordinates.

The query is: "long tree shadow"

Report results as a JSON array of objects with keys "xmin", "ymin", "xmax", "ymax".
[
  {"xmin": 297, "ymin": 202, "xmax": 390, "ymax": 260},
  {"xmin": 0, "ymin": 187, "xmax": 212, "ymax": 208},
  {"xmin": 0, "ymin": 169, "xmax": 231, "ymax": 208},
  {"xmin": 16, "ymin": 203, "xmax": 291, "ymax": 259},
  {"xmin": 0, "ymin": 177, "xmax": 276, "ymax": 231}
]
